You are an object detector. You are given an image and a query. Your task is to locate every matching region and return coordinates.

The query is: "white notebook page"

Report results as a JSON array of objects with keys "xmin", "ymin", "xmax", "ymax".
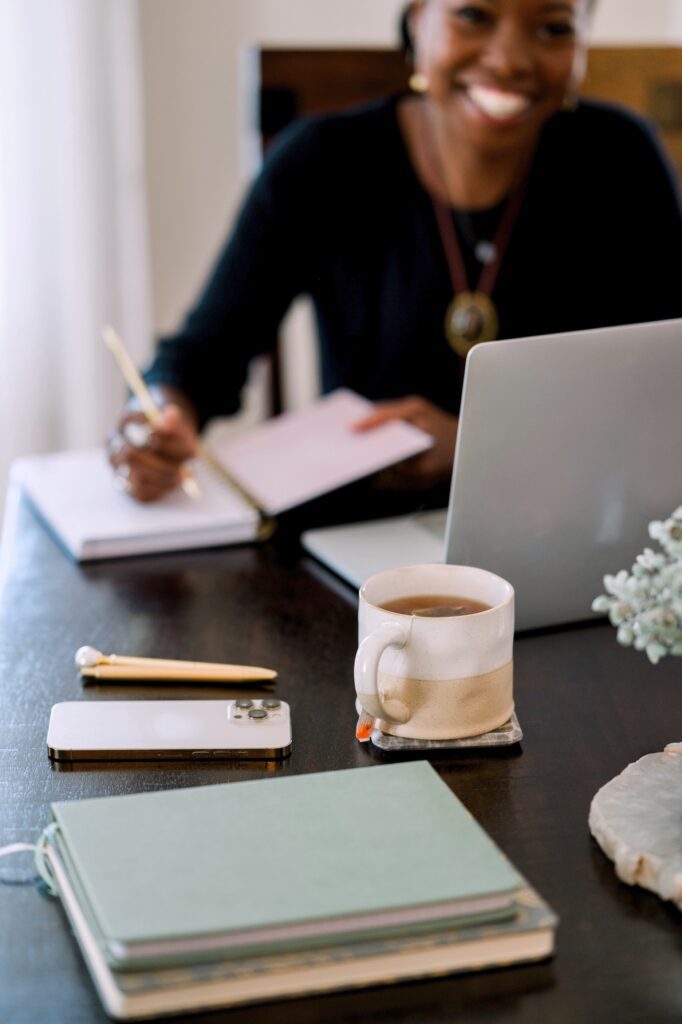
[{"xmin": 216, "ymin": 390, "xmax": 433, "ymax": 515}]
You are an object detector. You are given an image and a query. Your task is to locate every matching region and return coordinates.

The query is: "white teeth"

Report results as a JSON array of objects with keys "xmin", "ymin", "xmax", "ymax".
[{"xmin": 467, "ymin": 85, "xmax": 530, "ymax": 120}]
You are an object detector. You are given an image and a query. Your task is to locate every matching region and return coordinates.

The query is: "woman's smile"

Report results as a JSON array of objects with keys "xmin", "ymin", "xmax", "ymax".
[
  {"xmin": 461, "ymin": 83, "xmax": 533, "ymax": 123},
  {"xmin": 408, "ymin": 0, "xmax": 590, "ymax": 159}
]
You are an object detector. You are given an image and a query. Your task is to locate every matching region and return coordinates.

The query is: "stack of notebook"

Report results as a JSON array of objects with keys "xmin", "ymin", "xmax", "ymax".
[{"xmin": 38, "ymin": 762, "xmax": 556, "ymax": 1019}]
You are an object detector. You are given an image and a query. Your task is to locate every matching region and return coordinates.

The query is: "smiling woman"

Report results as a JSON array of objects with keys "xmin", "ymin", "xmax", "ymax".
[
  {"xmin": 404, "ymin": 0, "xmax": 591, "ymax": 186},
  {"xmin": 399, "ymin": 0, "xmax": 592, "ymax": 351},
  {"xmin": 108, "ymin": 0, "xmax": 681, "ymax": 514}
]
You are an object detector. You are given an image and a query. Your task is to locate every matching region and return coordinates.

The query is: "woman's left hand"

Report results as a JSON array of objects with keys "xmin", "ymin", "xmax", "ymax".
[{"xmin": 353, "ymin": 395, "xmax": 458, "ymax": 491}]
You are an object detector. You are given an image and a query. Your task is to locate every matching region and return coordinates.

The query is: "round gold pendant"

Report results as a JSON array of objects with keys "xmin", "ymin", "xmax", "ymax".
[{"xmin": 445, "ymin": 292, "xmax": 499, "ymax": 358}]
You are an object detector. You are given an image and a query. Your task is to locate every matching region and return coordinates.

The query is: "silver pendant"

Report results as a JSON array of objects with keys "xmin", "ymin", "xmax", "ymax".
[{"xmin": 474, "ymin": 240, "xmax": 497, "ymax": 265}]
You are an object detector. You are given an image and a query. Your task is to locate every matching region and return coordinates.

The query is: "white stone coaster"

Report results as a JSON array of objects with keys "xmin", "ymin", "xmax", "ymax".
[
  {"xmin": 369, "ymin": 712, "xmax": 523, "ymax": 752},
  {"xmin": 589, "ymin": 744, "xmax": 682, "ymax": 909}
]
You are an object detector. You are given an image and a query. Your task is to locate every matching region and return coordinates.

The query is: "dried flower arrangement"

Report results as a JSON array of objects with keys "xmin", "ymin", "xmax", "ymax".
[{"xmin": 592, "ymin": 506, "xmax": 682, "ymax": 664}]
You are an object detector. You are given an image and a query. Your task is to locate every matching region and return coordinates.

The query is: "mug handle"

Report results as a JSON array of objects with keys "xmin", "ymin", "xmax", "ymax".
[{"xmin": 354, "ymin": 622, "xmax": 411, "ymax": 725}]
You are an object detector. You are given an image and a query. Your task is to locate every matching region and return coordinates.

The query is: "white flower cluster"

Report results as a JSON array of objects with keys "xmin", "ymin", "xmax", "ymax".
[{"xmin": 592, "ymin": 506, "xmax": 682, "ymax": 664}]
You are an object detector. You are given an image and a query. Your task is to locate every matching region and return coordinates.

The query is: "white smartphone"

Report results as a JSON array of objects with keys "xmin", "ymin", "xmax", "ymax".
[{"xmin": 47, "ymin": 699, "xmax": 292, "ymax": 762}]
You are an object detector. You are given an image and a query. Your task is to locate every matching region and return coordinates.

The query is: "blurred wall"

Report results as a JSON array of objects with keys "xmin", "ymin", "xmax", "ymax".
[{"xmin": 138, "ymin": 0, "xmax": 406, "ymax": 337}]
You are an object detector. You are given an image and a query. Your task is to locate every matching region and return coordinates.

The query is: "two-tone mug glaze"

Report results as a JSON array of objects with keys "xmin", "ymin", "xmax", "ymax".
[{"xmin": 354, "ymin": 564, "xmax": 514, "ymax": 740}]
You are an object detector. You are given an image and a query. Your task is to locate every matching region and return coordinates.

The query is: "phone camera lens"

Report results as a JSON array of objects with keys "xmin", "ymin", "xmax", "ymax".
[
  {"xmin": 248, "ymin": 708, "xmax": 268, "ymax": 719},
  {"xmin": 261, "ymin": 699, "xmax": 281, "ymax": 709},
  {"xmin": 235, "ymin": 699, "xmax": 253, "ymax": 709}
]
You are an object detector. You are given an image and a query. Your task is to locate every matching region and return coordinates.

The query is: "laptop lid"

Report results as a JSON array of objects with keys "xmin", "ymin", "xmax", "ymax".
[
  {"xmin": 303, "ymin": 318, "xmax": 681, "ymax": 631},
  {"xmin": 445, "ymin": 318, "xmax": 682, "ymax": 630}
]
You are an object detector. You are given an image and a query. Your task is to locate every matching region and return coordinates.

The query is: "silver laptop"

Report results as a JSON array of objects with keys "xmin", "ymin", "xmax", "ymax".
[{"xmin": 302, "ymin": 318, "xmax": 682, "ymax": 630}]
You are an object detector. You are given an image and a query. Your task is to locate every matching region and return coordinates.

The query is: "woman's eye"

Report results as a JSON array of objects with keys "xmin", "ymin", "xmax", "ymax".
[
  {"xmin": 450, "ymin": 5, "xmax": 493, "ymax": 27},
  {"xmin": 537, "ymin": 21, "xmax": 576, "ymax": 40}
]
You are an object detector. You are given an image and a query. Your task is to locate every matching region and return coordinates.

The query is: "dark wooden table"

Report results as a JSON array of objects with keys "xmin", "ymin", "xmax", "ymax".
[{"xmin": 1, "ymin": 493, "xmax": 681, "ymax": 1024}]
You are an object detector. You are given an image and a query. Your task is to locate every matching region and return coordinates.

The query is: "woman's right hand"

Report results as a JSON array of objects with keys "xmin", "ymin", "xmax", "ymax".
[{"xmin": 107, "ymin": 388, "xmax": 199, "ymax": 502}]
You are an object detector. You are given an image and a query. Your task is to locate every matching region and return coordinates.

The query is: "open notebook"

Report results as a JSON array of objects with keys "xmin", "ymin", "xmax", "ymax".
[{"xmin": 13, "ymin": 390, "xmax": 432, "ymax": 561}]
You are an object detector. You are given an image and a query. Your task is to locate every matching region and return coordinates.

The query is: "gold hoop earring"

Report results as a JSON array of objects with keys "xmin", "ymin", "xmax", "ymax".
[{"xmin": 408, "ymin": 72, "xmax": 429, "ymax": 94}]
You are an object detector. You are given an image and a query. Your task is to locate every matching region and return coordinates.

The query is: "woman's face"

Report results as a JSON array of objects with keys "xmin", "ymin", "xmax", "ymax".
[{"xmin": 410, "ymin": 0, "xmax": 591, "ymax": 154}]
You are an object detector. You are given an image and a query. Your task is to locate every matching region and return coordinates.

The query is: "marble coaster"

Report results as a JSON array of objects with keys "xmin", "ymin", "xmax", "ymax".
[
  {"xmin": 588, "ymin": 744, "xmax": 682, "ymax": 909},
  {"xmin": 369, "ymin": 712, "xmax": 523, "ymax": 752}
]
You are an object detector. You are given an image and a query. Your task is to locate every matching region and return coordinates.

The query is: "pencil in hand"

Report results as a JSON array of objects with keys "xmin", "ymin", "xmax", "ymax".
[{"xmin": 103, "ymin": 325, "xmax": 201, "ymax": 500}]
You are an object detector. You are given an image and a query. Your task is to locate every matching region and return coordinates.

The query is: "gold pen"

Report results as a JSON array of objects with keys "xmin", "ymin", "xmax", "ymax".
[
  {"xmin": 103, "ymin": 325, "xmax": 201, "ymax": 500},
  {"xmin": 75, "ymin": 646, "xmax": 277, "ymax": 683},
  {"xmin": 80, "ymin": 664, "xmax": 277, "ymax": 683}
]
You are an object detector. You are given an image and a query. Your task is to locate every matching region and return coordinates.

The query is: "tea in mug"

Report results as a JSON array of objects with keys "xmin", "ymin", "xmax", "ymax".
[{"xmin": 379, "ymin": 594, "xmax": 491, "ymax": 618}]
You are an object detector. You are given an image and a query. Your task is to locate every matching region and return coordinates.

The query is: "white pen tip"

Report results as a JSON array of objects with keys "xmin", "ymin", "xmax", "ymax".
[
  {"xmin": 181, "ymin": 475, "xmax": 202, "ymax": 500},
  {"xmin": 75, "ymin": 645, "xmax": 102, "ymax": 668}
]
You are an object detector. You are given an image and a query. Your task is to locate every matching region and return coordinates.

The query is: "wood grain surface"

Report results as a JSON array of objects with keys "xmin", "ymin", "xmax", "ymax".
[{"xmin": 1, "ymin": 495, "xmax": 681, "ymax": 1024}]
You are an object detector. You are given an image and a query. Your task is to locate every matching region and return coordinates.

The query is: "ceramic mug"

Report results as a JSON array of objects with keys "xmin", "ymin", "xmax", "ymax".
[{"xmin": 354, "ymin": 564, "xmax": 514, "ymax": 740}]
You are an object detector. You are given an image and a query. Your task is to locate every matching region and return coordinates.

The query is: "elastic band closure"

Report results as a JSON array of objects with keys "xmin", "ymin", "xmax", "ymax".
[
  {"xmin": 33, "ymin": 824, "xmax": 59, "ymax": 896},
  {"xmin": 0, "ymin": 825, "xmax": 59, "ymax": 895},
  {"xmin": 0, "ymin": 839, "xmax": 43, "ymax": 889},
  {"xmin": 0, "ymin": 826, "xmax": 58, "ymax": 894},
  {"xmin": 0, "ymin": 823, "xmax": 59, "ymax": 897}
]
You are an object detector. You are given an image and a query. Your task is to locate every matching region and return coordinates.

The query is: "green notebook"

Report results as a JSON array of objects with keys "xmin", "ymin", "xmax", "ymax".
[
  {"xmin": 44, "ymin": 836, "xmax": 556, "ymax": 1021},
  {"xmin": 46, "ymin": 761, "xmax": 521, "ymax": 969}
]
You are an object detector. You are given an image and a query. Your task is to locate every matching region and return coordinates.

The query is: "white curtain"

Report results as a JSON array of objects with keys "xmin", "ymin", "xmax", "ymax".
[{"xmin": 0, "ymin": 0, "xmax": 152, "ymax": 506}]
